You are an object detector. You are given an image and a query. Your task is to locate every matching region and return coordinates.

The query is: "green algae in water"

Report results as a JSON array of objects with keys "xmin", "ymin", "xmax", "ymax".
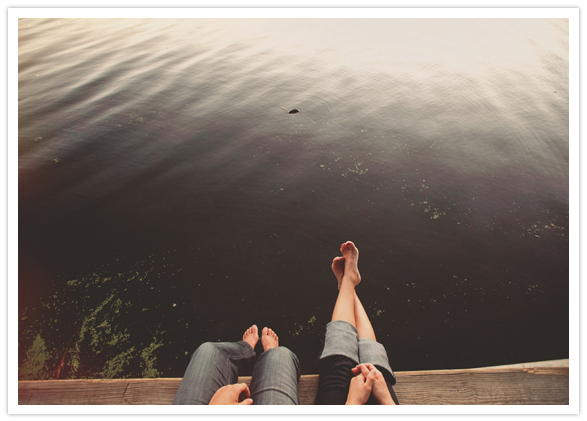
[
  {"xmin": 100, "ymin": 347, "xmax": 136, "ymax": 378},
  {"xmin": 19, "ymin": 334, "xmax": 53, "ymax": 380},
  {"xmin": 18, "ymin": 254, "xmax": 175, "ymax": 380},
  {"xmin": 140, "ymin": 340, "xmax": 164, "ymax": 378}
]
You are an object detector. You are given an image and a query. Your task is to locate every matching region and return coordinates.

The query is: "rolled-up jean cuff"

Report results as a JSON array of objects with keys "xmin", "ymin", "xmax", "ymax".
[
  {"xmin": 319, "ymin": 320, "xmax": 359, "ymax": 363},
  {"xmin": 358, "ymin": 338, "xmax": 395, "ymax": 379}
]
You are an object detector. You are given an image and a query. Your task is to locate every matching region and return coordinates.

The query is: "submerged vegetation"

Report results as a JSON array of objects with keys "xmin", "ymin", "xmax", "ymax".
[
  {"xmin": 19, "ymin": 333, "xmax": 52, "ymax": 380},
  {"xmin": 19, "ymin": 255, "xmax": 170, "ymax": 380},
  {"xmin": 18, "ymin": 246, "xmax": 328, "ymax": 381}
]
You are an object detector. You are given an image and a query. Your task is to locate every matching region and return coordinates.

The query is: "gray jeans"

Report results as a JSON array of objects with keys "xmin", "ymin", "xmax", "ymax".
[
  {"xmin": 320, "ymin": 320, "xmax": 395, "ymax": 379},
  {"xmin": 172, "ymin": 341, "xmax": 301, "ymax": 405},
  {"xmin": 315, "ymin": 321, "xmax": 398, "ymax": 405}
]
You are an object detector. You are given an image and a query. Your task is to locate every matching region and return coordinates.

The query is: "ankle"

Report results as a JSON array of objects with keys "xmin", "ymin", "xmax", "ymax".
[{"xmin": 340, "ymin": 279, "xmax": 355, "ymax": 290}]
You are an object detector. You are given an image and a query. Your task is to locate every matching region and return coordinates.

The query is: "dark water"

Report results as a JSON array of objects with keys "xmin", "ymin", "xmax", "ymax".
[{"xmin": 18, "ymin": 18, "xmax": 569, "ymax": 379}]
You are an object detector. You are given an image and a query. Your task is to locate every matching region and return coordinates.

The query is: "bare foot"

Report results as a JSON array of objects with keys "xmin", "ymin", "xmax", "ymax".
[
  {"xmin": 242, "ymin": 325, "xmax": 259, "ymax": 350},
  {"xmin": 331, "ymin": 256, "xmax": 345, "ymax": 290},
  {"xmin": 340, "ymin": 241, "xmax": 361, "ymax": 287},
  {"xmin": 261, "ymin": 327, "xmax": 279, "ymax": 351}
]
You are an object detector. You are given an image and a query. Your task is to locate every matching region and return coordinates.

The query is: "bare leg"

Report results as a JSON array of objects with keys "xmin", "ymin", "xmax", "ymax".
[
  {"xmin": 315, "ymin": 243, "xmax": 361, "ymax": 405},
  {"xmin": 354, "ymin": 294, "xmax": 376, "ymax": 341},
  {"xmin": 331, "ymin": 281, "xmax": 356, "ymax": 326},
  {"xmin": 328, "ymin": 242, "xmax": 398, "ymax": 406},
  {"xmin": 331, "ymin": 242, "xmax": 361, "ymax": 327},
  {"xmin": 331, "ymin": 252, "xmax": 375, "ymax": 340}
]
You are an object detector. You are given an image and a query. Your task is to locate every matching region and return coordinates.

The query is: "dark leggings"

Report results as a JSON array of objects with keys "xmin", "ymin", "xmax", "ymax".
[{"xmin": 314, "ymin": 355, "xmax": 399, "ymax": 405}]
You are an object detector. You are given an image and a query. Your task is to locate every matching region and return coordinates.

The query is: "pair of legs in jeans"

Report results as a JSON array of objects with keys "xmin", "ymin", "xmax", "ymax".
[
  {"xmin": 172, "ymin": 326, "xmax": 300, "ymax": 405},
  {"xmin": 172, "ymin": 241, "xmax": 396, "ymax": 405}
]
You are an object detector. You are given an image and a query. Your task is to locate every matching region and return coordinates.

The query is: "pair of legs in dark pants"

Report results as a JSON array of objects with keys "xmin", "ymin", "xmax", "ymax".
[
  {"xmin": 315, "ymin": 241, "xmax": 399, "ymax": 405},
  {"xmin": 314, "ymin": 321, "xmax": 399, "ymax": 405},
  {"xmin": 172, "ymin": 332, "xmax": 300, "ymax": 405}
]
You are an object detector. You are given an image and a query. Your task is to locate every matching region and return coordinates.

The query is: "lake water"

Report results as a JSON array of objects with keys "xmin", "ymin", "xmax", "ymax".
[{"xmin": 18, "ymin": 18, "xmax": 569, "ymax": 379}]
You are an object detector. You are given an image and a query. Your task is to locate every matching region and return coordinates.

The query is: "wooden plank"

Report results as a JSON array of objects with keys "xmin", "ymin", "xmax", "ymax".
[
  {"xmin": 297, "ymin": 374, "xmax": 320, "ymax": 405},
  {"xmin": 18, "ymin": 378, "xmax": 182, "ymax": 405},
  {"xmin": 393, "ymin": 367, "xmax": 569, "ymax": 405},
  {"xmin": 480, "ymin": 359, "xmax": 569, "ymax": 369},
  {"xmin": 18, "ymin": 366, "xmax": 568, "ymax": 405}
]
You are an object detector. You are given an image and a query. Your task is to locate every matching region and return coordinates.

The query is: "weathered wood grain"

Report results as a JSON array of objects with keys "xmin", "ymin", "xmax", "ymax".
[
  {"xmin": 393, "ymin": 367, "xmax": 569, "ymax": 405},
  {"xmin": 18, "ymin": 366, "xmax": 568, "ymax": 405}
]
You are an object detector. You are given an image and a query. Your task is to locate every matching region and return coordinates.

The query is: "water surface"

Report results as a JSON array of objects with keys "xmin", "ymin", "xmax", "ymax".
[{"xmin": 18, "ymin": 18, "xmax": 569, "ymax": 379}]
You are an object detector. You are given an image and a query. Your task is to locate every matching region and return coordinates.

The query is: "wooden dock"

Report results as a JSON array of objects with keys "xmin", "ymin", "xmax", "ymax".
[{"xmin": 18, "ymin": 360, "xmax": 569, "ymax": 405}]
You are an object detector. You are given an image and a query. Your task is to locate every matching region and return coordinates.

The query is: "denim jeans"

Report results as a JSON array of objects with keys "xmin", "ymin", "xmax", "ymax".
[
  {"xmin": 172, "ymin": 341, "xmax": 300, "ymax": 405},
  {"xmin": 314, "ymin": 320, "xmax": 399, "ymax": 405}
]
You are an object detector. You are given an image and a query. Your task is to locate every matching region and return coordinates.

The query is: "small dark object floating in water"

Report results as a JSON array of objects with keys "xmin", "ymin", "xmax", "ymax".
[{"xmin": 288, "ymin": 109, "xmax": 300, "ymax": 114}]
